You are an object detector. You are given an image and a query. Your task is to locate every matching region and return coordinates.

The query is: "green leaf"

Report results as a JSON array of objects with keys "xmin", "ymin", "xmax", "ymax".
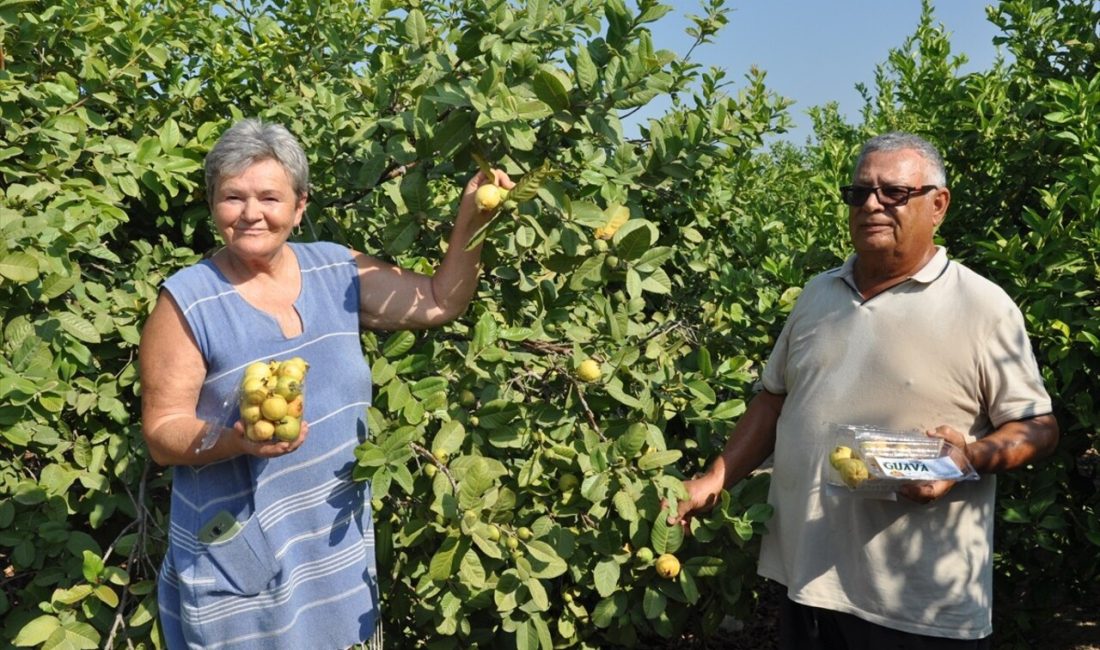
[
  {"xmin": 12, "ymin": 615, "xmax": 61, "ymax": 646},
  {"xmin": 638, "ymin": 449, "xmax": 682, "ymax": 470},
  {"xmin": 514, "ymin": 619, "xmax": 539, "ymax": 650},
  {"xmin": 159, "ymin": 118, "xmax": 181, "ymax": 150},
  {"xmin": 428, "ymin": 535, "xmax": 463, "ymax": 581},
  {"xmin": 53, "ymin": 114, "xmax": 85, "ymax": 134},
  {"xmin": 1, "ymin": 376, "xmax": 39, "ymax": 399},
  {"xmin": 710, "ymin": 398, "xmax": 746, "ymax": 420},
  {"xmin": 643, "ymin": 586, "xmax": 666, "ymax": 619},
  {"xmin": 93, "ymin": 584, "xmax": 119, "ymax": 608},
  {"xmin": 509, "ymin": 160, "xmax": 553, "ymax": 202},
  {"xmin": 50, "ymin": 621, "xmax": 100, "ymax": 649},
  {"xmin": 568, "ymin": 200, "xmax": 606, "ymax": 227},
  {"xmin": 477, "ymin": 400, "xmax": 521, "ymax": 429},
  {"xmin": 471, "ymin": 311, "xmax": 499, "ymax": 353},
  {"xmin": 56, "ymin": 311, "xmax": 101, "ymax": 343},
  {"xmin": 605, "ymin": 378, "xmax": 641, "ymax": 408},
  {"xmin": 616, "ymin": 423, "xmax": 648, "ymax": 458},
  {"xmin": 431, "ymin": 110, "xmax": 475, "ymax": 158},
  {"xmin": 499, "ymin": 326, "xmax": 534, "ymax": 341},
  {"xmin": 463, "ymin": 217, "xmax": 495, "ymax": 251},
  {"xmin": 0, "ymin": 252, "xmax": 39, "ymax": 283},
  {"xmin": 531, "ymin": 613, "xmax": 553, "ymax": 648},
  {"xmin": 613, "ymin": 219, "xmax": 658, "ymax": 259},
  {"xmin": 382, "ymin": 330, "xmax": 415, "ymax": 358},
  {"xmin": 410, "ymin": 377, "xmax": 447, "ymax": 399},
  {"xmin": 533, "ymin": 70, "xmax": 569, "ymax": 112},
  {"xmin": 40, "ymin": 272, "xmax": 79, "ymax": 300},
  {"xmin": 424, "ymin": 81, "xmax": 470, "ymax": 107},
  {"xmin": 573, "ymin": 46, "xmax": 598, "ymax": 91},
  {"xmin": 431, "ymin": 420, "xmax": 466, "ymax": 455},
  {"xmin": 525, "ymin": 577, "xmax": 550, "ymax": 612},
  {"xmin": 650, "ymin": 511, "xmax": 684, "ymax": 554},
  {"xmin": 685, "ymin": 379, "xmax": 716, "ymax": 404},
  {"xmin": 0, "ymin": 501, "xmax": 14, "ymax": 528},
  {"xmin": 459, "ymin": 546, "xmax": 487, "ymax": 588},
  {"xmin": 626, "ymin": 268, "xmax": 642, "ymax": 299},
  {"xmin": 128, "ymin": 595, "xmax": 156, "ymax": 627},
  {"xmin": 524, "ymin": 540, "xmax": 567, "ymax": 578},
  {"xmin": 568, "ymin": 255, "xmax": 605, "ymax": 290},
  {"xmin": 612, "ymin": 490, "xmax": 639, "ymax": 521},
  {"xmin": 51, "ymin": 584, "xmax": 94, "ymax": 605},
  {"xmin": 404, "ymin": 9, "xmax": 428, "ymax": 45},
  {"xmin": 81, "ymin": 550, "xmax": 104, "ymax": 583},
  {"xmin": 640, "ymin": 268, "xmax": 672, "ymax": 294},
  {"xmin": 592, "ymin": 592, "xmax": 626, "ymax": 628},
  {"xmin": 678, "ymin": 568, "xmax": 700, "ymax": 604},
  {"xmin": 593, "ymin": 559, "xmax": 620, "ymax": 597}
]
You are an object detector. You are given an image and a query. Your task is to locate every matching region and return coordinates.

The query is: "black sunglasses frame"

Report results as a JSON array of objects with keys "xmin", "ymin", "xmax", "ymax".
[{"xmin": 839, "ymin": 184, "xmax": 939, "ymax": 207}]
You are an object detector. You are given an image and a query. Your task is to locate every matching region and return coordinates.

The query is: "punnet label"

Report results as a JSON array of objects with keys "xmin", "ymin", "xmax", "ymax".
[{"xmin": 873, "ymin": 455, "xmax": 964, "ymax": 481}]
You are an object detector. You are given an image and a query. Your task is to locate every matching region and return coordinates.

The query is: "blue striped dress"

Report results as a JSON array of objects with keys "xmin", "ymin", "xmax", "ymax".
[{"xmin": 157, "ymin": 242, "xmax": 378, "ymax": 649}]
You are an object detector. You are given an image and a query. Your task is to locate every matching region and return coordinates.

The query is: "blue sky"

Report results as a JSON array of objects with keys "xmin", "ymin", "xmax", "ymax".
[{"xmin": 625, "ymin": 1, "xmax": 1006, "ymax": 142}]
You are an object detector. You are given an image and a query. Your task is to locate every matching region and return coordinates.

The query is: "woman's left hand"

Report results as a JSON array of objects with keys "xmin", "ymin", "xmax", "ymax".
[
  {"xmin": 459, "ymin": 168, "xmax": 516, "ymax": 219},
  {"xmin": 233, "ymin": 419, "xmax": 310, "ymax": 458}
]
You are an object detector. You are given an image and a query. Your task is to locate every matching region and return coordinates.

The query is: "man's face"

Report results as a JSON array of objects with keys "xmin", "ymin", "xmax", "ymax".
[{"xmin": 847, "ymin": 149, "xmax": 949, "ymax": 261}]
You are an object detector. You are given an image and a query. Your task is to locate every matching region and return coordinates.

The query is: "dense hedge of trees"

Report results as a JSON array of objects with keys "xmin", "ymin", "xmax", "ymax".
[{"xmin": 0, "ymin": 0, "xmax": 1095, "ymax": 647}]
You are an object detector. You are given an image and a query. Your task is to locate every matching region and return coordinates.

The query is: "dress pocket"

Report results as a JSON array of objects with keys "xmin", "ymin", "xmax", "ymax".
[{"xmin": 198, "ymin": 510, "xmax": 280, "ymax": 596}]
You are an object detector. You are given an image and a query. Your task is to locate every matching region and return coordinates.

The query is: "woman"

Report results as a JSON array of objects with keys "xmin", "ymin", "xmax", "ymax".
[{"xmin": 139, "ymin": 118, "xmax": 513, "ymax": 649}]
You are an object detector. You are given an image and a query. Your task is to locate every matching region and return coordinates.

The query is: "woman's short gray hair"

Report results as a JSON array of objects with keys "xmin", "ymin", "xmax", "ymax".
[
  {"xmin": 204, "ymin": 119, "xmax": 310, "ymax": 204},
  {"xmin": 855, "ymin": 132, "xmax": 947, "ymax": 187}
]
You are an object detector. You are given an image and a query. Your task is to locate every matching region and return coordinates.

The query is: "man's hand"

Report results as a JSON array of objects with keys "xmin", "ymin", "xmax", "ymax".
[
  {"xmin": 668, "ymin": 475, "xmax": 724, "ymax": 532},
  {"xmin": 898, "ymin": 425, "xmax": 967, "ymax": 505}
]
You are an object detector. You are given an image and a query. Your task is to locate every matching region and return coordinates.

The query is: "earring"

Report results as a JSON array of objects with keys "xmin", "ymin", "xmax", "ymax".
[{"xmin": 295, "ymin": 223, "xmax": 303, "ymax": 236}]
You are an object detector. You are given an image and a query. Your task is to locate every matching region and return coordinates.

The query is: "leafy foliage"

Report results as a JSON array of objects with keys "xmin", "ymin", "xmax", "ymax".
[{"xmin": 1, "ymin": 0, "xmax": 1097, "ymax": 648}]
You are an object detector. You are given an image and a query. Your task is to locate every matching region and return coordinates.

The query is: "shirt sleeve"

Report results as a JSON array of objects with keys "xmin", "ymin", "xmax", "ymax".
[
  {"xmin": 979, "ymin": 300, "xmax": 1053, "ymax": 428},
  {"xmin": 760, "ymin": 313, "xmax": 794, "ymax": 395}
]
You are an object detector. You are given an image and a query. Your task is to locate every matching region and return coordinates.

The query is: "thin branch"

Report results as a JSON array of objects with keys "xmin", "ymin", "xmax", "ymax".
[
  {"xmin": 519, "ymin": 339, "xmax": 572, "ymax": 356},
  {"xmin": 410, "ymin": 441, "xmax": 458, "ymax": 492},
  {"xmin": 104, "ymin": 462, "xmax": 151, "ymax": 649},
  {"xmin": 570, "ymin": 380, "xmax": 604, "ymax": 441},
  {"xmin": 322, "ymin": 161, "xmax": 418, "ymax": 209}
]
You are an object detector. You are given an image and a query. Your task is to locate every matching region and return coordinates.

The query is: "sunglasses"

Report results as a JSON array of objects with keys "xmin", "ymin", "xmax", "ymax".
[{"xmin": 839, "ymin": 184, "xmax": 938, "ymax": 207}]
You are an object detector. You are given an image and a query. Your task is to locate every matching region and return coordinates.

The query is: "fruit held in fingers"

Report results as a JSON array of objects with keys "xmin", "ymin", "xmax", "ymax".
[
  {"xmin": 475, "ymin": 184, "xmax": 508, "ymax": 211},
  {"xmin": 240, "ymin": 357, "xmax": 310, "ymax": 443}
]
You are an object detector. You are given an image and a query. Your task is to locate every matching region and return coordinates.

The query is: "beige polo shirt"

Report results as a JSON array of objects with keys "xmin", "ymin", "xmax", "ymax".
[{"xmin": 758, "ymin": 246, "xmax": 1052, "ymax": 639}]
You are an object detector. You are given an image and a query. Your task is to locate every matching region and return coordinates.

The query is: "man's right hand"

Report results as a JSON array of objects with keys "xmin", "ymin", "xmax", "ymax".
[
  {"xmin": 669, "ymin": 475, "xmax": 724, "ymax": 532},
  {"xmin": 664, "ymin": 390, "xmax": 785, "ymax": 532}
]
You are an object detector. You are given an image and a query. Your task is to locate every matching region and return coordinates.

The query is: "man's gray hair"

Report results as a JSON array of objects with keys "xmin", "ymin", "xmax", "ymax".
[
  {"xmin": 855, "ymin": 132, "xmax": 947, "ymax": 187},
  {"xmin": 204, "ymin": 119, "xmax": 310, "ymax": 205}
]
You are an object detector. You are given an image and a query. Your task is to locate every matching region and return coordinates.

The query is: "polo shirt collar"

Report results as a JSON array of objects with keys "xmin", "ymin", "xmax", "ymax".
[{"xmin": 831, "ymin": 246, "xmax": 950, "ymax": 292}]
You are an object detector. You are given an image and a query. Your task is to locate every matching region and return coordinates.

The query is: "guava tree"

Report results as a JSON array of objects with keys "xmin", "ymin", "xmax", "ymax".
[{"xmin": 0, "ymin": 0, "xmax": 789, "ymax": 647}]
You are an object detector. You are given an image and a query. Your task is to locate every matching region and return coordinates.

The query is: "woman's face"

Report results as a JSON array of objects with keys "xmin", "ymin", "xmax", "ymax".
[{"xmin": 212, "ymin": 158, "xmax": 305, "ymax": 260}]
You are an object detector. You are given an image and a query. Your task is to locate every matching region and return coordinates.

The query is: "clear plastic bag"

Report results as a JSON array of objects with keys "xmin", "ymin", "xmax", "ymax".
[
  {"xmin": 195, "ymin": 358, "xmax": 309, "ymax": 453},
  {"xmin": 824, "ymin": 423, "xmax": 979, "ymax": 495},
  {"xmin": 196, "ymin": 385, "xmax": 244, "ymax": 453}
]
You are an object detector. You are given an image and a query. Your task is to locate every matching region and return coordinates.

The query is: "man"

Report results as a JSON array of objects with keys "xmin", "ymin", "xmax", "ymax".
[{"xmin": 674, "ymin": 132, "xmax": 1058, "ymax": 648}]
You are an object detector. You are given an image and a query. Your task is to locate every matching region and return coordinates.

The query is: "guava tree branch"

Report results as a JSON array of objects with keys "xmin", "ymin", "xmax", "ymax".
[
  {"xmin": 570, "ymin": 380, "xmax": 606, "ymax": 441},
  {"xmin": 410, "ymin": 441, "xmax": 458, "ymax": 492},
  {"xmin": 104, "ymin": 462, "xmax": 152, "ymax": 650}
]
